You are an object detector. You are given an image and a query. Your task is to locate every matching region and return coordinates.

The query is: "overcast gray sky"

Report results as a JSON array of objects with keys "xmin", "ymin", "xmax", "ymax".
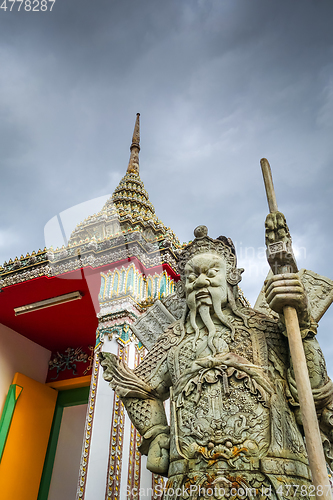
[{"xmin": 1, "ymin": 0, "xmax": 333, "ymax": 368}]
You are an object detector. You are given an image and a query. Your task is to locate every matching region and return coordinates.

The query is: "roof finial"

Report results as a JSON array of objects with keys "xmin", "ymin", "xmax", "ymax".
[{"xmin": 127, "ymin": 113, "xmax": 140, "ymax": 175}]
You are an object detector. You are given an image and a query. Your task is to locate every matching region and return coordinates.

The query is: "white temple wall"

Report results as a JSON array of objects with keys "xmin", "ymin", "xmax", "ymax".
[
  {"xmin": 84, "ymin": 338, "xmax": 142, "ymax": 500},
  {"xmin": 127, "ymin": 340, "xmax": 136, "ymax": 369},
  {"xmin": 0, "ymin": 322, "xmax": 51, "ymax": 414},
  {"xmin": 140, "ymin": 455, "xmax": 154, "ymax": 496},
  {"xmin": 120, "ymin": 411, "xmax": 131, "ymax": 497},
  {"xmin": 84, "ymin": 336, "xmax": 118, "ymax": 500}
]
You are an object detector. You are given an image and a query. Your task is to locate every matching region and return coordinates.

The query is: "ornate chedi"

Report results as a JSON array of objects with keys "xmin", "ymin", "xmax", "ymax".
[
  {"xmin": 69, "ymin": 113, "xmax": 179, "ymax": 251},
  {"xmin": 100, "ymin": 218, "xmax": 333, "ymax": 500},
  {"xmin": 72, "ymin": 115, "xmax": 183, "ymax": 500}
]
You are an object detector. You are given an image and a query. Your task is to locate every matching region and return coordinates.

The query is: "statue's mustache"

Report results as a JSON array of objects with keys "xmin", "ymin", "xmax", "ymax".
[
  {"xmin": 187, "ymin": 286, "xmax": 217, "ymax": 306},
  {"xmin": 187, "ymin": 287, "xmax": 211, "ymax": 301},
  {"xmin": 186, "ymin": 286, "xmax": 235, "ymax": 352}
]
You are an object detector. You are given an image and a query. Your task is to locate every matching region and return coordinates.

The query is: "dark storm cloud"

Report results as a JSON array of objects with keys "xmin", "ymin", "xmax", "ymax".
[{"xmin": 1, "ymin": 0, "xmax": 333, "ymax": 366}]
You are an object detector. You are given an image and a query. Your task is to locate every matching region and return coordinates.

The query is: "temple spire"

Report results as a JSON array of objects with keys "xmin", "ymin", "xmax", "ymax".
[
  {"xmin": 127, "ymin": 113, "xmax": 140, "ymax": 175},
  {"xmin": 68, "ymin": 111, "xmax": 180, "ymax": 249}
]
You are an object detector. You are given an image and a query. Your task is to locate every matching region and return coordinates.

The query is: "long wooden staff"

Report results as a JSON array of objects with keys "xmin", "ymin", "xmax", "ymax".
[{"xmin": 261, "ymin": 158, "xmax": 332, "ymax": 500}]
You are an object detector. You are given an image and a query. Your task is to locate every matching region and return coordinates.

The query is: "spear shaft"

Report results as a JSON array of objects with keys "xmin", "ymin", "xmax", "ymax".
[{"xmin": 260, "ymin": 158, "xmax": 331, "ymax": 500}]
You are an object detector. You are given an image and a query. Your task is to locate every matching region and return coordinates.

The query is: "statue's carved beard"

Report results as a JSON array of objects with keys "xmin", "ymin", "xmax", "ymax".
[{"xmin": 187, "ymin": 287, "xmax": 234, "ymax": 356}]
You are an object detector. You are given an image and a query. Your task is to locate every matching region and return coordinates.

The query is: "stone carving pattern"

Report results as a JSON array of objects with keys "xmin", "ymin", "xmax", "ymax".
[
  {"xmin": 162, "ymin": 293, "xmax": 186, "ymax": 321},
  {"xmin": 131, "ymin": 301, "xmax": 176, "ymax": 351},
  {"xmin": 299, "ymin": 269, "xmax": 333, "ymax": 322}
]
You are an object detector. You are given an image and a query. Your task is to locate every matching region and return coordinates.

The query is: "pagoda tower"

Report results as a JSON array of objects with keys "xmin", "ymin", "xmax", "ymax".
[{"xmin": 67, "ymin": 114, "xmax": 181, "ymax": 500}]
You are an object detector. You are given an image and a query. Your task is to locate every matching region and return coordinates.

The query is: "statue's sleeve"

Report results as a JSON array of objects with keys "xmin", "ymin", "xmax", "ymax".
[
  {"xmin": 286, "ymin": 328, "xmax": 333, "ymax": 467},
  {"xmin": 287, "ymin": 329, "xmax": 333, "ymax": 407},
  {"xmin": 99, "ymin": 335, "xmax": 172, "ymax": 455}
]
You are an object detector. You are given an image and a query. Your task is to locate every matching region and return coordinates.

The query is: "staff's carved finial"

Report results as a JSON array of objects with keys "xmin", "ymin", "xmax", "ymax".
[{"xmin": 127, "ymin": 113, "xmax": 140, "ymax": 175}]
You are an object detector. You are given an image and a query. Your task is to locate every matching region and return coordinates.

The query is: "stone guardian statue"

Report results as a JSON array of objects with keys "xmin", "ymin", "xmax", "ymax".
[{"xmin": 100, "ymin": 222, "xmax": 333, "ymax": 500}]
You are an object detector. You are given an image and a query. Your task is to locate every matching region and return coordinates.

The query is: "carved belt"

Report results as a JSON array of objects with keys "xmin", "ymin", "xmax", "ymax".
[
  {"xmin": 260, "ymin": 457, "xmax": 311, "ymax": 480},
  {"xmin": 169, "ymin": 457, "xmax": 311, "ymax": 480}
]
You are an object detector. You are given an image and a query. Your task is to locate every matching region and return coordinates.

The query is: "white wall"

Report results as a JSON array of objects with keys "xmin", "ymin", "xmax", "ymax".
[
  {"xmin": 84, "ymin": 337, "xmax": 118, "ymax": 500},
  {"xmin": 0, "ymin": 322, "xmax": 51, "ymax": 414}
]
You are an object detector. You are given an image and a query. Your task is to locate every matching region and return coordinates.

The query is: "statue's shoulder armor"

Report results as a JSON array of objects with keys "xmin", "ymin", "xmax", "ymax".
[
  {"xmin": 246, "ymin": 308, "xmax": 289, "ymax": 371},
  {"xmin": 134, "ymin": 320, "xmax": 184, "ymax": 381},
  {"xmin": 153, "ymin": 320, "xmax": 185, "ymax": 351},
  {"xmin": 246, "ymin": 307, "xmax": 281, "ymax": 332}
]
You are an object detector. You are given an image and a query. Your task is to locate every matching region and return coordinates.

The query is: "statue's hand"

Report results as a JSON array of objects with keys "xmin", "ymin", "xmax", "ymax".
[
  {"xmin": 265, "ymin": 211, "xmax": 291, "ymax": 245},
  {"xmin": 264, "ymin": 273, "xmax": 309, "ymax": 322},
  {"xmin": 146, "ymin": 433, "xmax": 170, "ymax": 477}
]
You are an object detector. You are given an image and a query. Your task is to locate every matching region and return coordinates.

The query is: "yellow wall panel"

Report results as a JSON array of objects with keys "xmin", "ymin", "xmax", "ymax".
[{"xmin": 0, "ymin": 373, "xmax": 57, "ymax": 500}]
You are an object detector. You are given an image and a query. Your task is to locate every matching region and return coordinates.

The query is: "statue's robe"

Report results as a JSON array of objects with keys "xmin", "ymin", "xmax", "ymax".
[{"xmin": 102, "ymin": 308, "xmax": 333, "ymax": 500}]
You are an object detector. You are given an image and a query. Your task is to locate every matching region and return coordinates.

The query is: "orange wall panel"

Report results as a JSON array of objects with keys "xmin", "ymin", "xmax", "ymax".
[{"xmin": 0, "ymin": 373, "xmax": 57, "ymax": 500}]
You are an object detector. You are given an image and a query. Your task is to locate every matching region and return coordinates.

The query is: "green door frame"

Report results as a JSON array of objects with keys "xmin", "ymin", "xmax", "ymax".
[
  {"xmin": 37, "ymin": 386, "xmax": 90, "ymax": 500},
  {"xmin": 0, "ymin": 384, "xmax": 23, "ymax": 462}
]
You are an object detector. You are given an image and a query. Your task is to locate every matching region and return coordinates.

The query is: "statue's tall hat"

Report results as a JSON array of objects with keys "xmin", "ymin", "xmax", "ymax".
[{"xmin": 177, "ymin": 225, "xmax": 244, "ymax": 289}]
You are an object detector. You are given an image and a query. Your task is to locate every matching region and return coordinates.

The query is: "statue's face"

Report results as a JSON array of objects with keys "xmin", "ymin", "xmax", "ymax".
[{"xmin": 184, "ymin": 253, "xmax": 227, "ymax": 308}]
